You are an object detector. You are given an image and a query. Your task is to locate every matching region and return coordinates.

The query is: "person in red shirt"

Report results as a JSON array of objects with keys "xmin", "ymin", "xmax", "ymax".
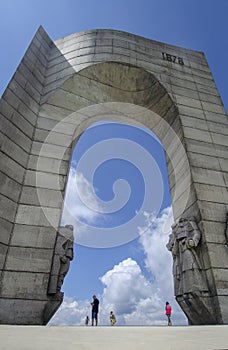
[{"xmin": 165, "ymin": 301, "xmax": 172, "ymax": 326}]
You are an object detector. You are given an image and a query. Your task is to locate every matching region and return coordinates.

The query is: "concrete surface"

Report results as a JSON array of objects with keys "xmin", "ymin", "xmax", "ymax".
[{"xmin": 0, "ymin": 325, "xmax": 228, "ymax": 350}]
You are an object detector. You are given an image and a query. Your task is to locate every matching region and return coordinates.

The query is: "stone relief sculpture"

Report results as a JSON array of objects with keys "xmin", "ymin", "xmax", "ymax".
[
  {"xmin": 48, "ymin": 225, "xmax": 74, "ymax": 295},
  {"xmin": 166, "ymin": 230, "xmax": 180, "ymax": 296},
  {"xmin": 168, "ymin": 217, "xmax": 209, "ymax": 296},
  {"xmin": 225, "ymin": 213, "xmax": 228, "ymax": 247},
  {"xmin": 166, "ymin": 217, "xmax": 217, "ymax": 324}
]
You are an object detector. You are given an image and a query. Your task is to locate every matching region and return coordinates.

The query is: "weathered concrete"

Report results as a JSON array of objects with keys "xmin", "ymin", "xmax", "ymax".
[
  {"xmin": 1, "ymin": 325, "xmax": 228, "ymax": 350},
  {"xmin": 0, "ymin": 26, "xmax": 227, "ymax": 325}
]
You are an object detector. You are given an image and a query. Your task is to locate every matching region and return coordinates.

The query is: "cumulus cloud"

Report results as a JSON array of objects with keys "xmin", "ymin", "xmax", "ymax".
[
  {"xmin": 137, "ymin": 206, "xmax": 187, "ymax": 325},
  {"xmin": 50, "ymin": 206, "xmax": 187, "ymax": 326},
  {"xmin": 49, "ymin": 297, "xmax": 91, "ymax": 326},
  {"xmin": 139, "ymin": 207, "xmax": 174, "ymax": 296},
  {"xmin": 61, "ymin": 168, "xmax": 103, "ymax": 229},
  {"xmin": 97, "ymin": 206, "xmax": 187, "ymax": 325},
  {"xmin": 99, "ymin": 258, "xmax": 166, "ymax": 325}
]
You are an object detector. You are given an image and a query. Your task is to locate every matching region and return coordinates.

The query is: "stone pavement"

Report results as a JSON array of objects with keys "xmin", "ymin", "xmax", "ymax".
[{"xmin": 1, "ymin": 325, "xmax": 228, "ymax": 350}]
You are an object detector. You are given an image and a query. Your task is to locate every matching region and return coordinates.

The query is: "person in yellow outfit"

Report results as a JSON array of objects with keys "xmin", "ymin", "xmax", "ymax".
[{"xmin": 109, "ymin": 311, "xmax": 116, "ymax": 326}]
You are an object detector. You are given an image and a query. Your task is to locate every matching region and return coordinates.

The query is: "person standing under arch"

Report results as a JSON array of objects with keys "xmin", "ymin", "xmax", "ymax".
[
  {"xmin": 109, "ymin": 311, "xmax": 116, "ymax": 326},
  {"xmin": 85, "ymin": 315, "xmax": 89, "ymax": 326},
  {"xmin": 165, "ymin": 301, "xmax": 172, "ymax": 326},
  {"xmin": 91, "ymin": 295, "xmax": 99, "ymax": 326}
]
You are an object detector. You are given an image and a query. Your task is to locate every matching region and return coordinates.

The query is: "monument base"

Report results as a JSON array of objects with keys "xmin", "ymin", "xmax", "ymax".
[
  {"xmin": 0, "ymin": 293, "xmax": 63, "ymax": 325},
  {"xmin": 176, "ymin": 292, "xmax": 220, "ymax": 325}
]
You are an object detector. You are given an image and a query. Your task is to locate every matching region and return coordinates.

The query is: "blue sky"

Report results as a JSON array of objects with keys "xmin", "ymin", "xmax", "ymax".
[
  {"xmin": 0, "ymin": 0, "xmax": 227, "ymax": 326},
  {"xmin": 61, "ymin": 122, "xmax": 170, "ymax": 291}
]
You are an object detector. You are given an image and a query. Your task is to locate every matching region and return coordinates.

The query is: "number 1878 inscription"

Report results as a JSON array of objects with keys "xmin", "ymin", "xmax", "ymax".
[{"xmin": 162, "ymin": 52, "xmax": 184, "ymax": 65}]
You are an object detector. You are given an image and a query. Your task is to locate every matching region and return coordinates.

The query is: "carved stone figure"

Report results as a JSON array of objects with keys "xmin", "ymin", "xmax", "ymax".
[
  {"xmin": 225, "ymin": 213, "xmax": 228, "ymax": 246},
  {"xmin": 48, "ymin": 225, "xmax": 74, "ymax": 295},
  {"xmin": 168, "ymin": 217, "xmax": 208, "ymax": 296},
  {"xmin": 166, "ymin": 217, "xmax": 218, "ymax": 324},
  {"xmin": 166, "ymin": 230, "xmax": 180, "ymax": 296}
]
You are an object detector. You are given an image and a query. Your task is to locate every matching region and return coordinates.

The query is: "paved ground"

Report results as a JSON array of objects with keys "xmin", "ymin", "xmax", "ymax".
[{"xmin": 0, "ymin": 325, "xmax": 228, "ymax": 350}]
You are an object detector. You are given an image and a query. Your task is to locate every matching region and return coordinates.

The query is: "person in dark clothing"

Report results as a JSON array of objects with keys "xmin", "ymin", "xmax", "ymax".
[
  {"xmin": 85, "ymin": 315, "xmax": 89, "ymax": 326},
  {"xmin": 91, "ymin": 295, "xmax": 99, "ymax": 326}
]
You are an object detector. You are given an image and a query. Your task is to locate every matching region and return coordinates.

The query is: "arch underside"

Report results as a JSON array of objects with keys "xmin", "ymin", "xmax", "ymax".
[{"xmin": 40, "ymin": 61, "xmax": 188, "ymax": 222}]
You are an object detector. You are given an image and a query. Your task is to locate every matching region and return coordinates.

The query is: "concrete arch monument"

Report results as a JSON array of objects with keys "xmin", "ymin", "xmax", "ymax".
[{"xmin": 0, "ymin": 27, "xmax": 227, "ymax": 324}]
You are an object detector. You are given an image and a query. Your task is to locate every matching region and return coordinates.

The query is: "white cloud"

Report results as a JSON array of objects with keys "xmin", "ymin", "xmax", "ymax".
[
  {"xmin": 61, "ymin": 168, "xmax": 103, "ymax": 230},
  {"xmin": 48, "ymin": 297, "xmax": 91, "ymax": 326},
  {"xmin": 138, "ymin": 206, "xmax": 187, "ymax": 325},
  {"xmin": 139, "ymin": 207, "xmax": 174, "ymax": 296},
  {"xmin": 50, "ymin": 206, "xmax": 187, "ymax": 326},
  {"xmin": 100, "ymin": 258, "xmax": 154, "ymax": 315},
  {"xmin": 99, "ymin": 257, "xmax": 167, "ymax": 325}
]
